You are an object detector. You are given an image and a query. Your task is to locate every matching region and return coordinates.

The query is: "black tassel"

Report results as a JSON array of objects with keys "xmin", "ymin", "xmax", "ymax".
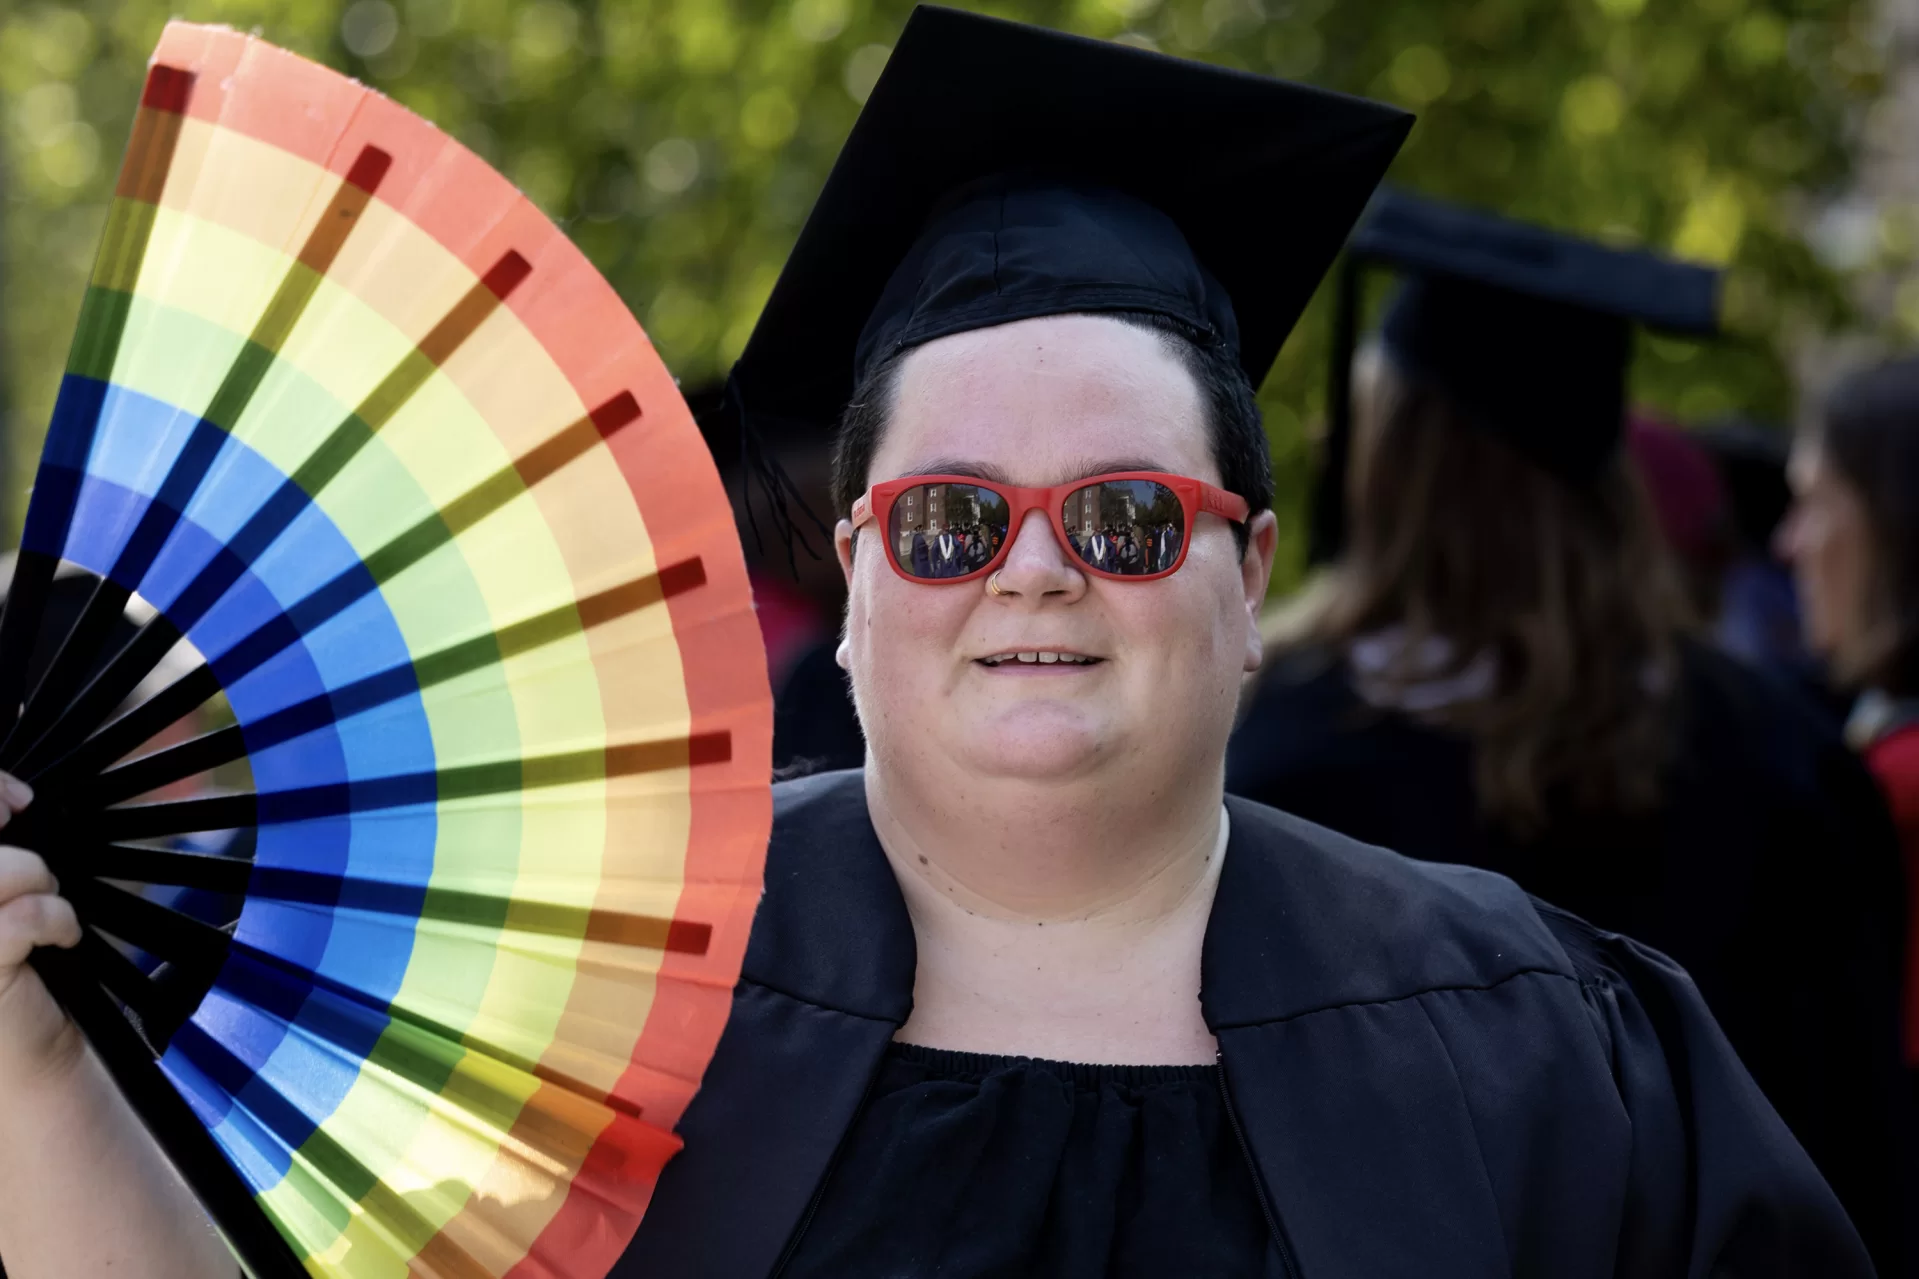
[{"xmin": 726, "ymin": 374, "xmax": 834, "ymax": 578}]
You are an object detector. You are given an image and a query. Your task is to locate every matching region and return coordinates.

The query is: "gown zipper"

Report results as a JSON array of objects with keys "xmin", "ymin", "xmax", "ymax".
[{"xmin": 1216, "ymin": 1052, "xmax": 1303, "ymax": 1279}]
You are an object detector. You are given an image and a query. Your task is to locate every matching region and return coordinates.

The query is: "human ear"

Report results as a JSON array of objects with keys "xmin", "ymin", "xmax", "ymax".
[
  {"xmin": 1240, "ymin": 510, "xmax": 1279, "ymax": 673},
  {"xmin": 835, "ymin": 519, "xmax": 858, "ymax": 672},
  {"xmin": 835, "ymin": 518, "xmax": 856, "ymax": 586}
]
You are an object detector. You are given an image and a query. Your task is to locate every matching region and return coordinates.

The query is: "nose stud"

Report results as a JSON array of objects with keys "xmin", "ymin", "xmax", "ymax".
[{"xmin": 987, "ymin": 571, "xmax": 1007, "ymax": 597}]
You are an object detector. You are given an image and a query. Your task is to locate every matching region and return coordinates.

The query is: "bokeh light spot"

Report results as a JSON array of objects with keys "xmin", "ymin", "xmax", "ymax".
[
  {"xmin": 741, "ymin": 89, "xmax": 799, "ymax": 149},
  {"xmin": 341, "ymin": 0, "xmax": 400, "ymax": 58},
  {"xmin": 38, "ymin": 121, "xmax": 99, "ymax": 189},
  {"xmin": 649, "ymin": 283, "xmax": 717, "ymax": 355},
  {"xmin": 1389, "ymin": 45, "xmax": 1452, "ymax": 107},
  {"xmin": 511, "ymin": 145, "xmax": 571, "ymax": 214},
  {"xmin": 844, "ymin": 44, "xmax": 891, "ymax": 104},
  {"xmin": 1729, "ymin": 13, "xmax": 1786, "ymax": 70},
  {"xmin": 1674, "ymin": 181, "xmax": 1746, "ymax": 265},
  {"xmin": 644, "ymin": 138, "xmax": 702, "ymax": 195},
  {"xmin": 405, "ymin": 0, "xmax": 461, "ymax": 40},
  {"xmin": 16, "ymin": 82, "xmax": 78, "ymax": 149},
  {"xmin": 790, "ymin": 0, "xmax": 851, "ymax": 43},
  {"xmin": 1560, "ymin": 74, "xmax": 1624, "ymax": 140},
  {"xmin": 515, "ymin": 1, "xmax": 581, "ymax": 63},
  {"xmin": 27, "ymin": 9, "xmax": 95, "ymax": 79}
]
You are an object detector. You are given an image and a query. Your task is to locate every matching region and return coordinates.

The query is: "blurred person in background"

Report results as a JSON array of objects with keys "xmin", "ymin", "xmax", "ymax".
[
  {"xmin": 1228, "ymin": 191, "xmax": 1908, "ymax": 1273},
  {"xmin": 1701, "ymin": 419, "xmax": 1817, "ymax": 681},
  {"xmin": 1778, "ymin": 357, "xmax": 1919, "ymax": 1102},
  {"xmin": 1626, "ymin": 414, "xmax": 1735, "ymax": 620},
  {"xmin": 1630, "ymin": 417, "xmax": 1831, "ymax": 709}
]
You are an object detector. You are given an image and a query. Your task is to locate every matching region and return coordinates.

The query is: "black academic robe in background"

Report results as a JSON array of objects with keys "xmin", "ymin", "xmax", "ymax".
[
  {"xmin": 618, "ymin": 770, "xmax": 1867, "ymax": 1278},
  {"xmin": 1227, "ymin": 641, "xmax": 1908, "ymax": 1275},
  {"xmin": 770, "ymin": 638, "xmax": 865, "ymax": 775}
]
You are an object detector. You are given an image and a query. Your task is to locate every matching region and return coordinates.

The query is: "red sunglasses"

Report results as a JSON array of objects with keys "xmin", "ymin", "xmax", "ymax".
[{"xmin": 851, "ymin": 471, "xmax": 1250, "ymax": 584}]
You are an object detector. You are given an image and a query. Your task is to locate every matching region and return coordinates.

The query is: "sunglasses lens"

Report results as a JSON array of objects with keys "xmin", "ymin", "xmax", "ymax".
[
  {"xmin": 888, "ymin": 482, "xmax": 1010, "ymax": 580},
  {"xmin": 1061, "ymin": 480, "xmax": 1185, "ymax": 577}
]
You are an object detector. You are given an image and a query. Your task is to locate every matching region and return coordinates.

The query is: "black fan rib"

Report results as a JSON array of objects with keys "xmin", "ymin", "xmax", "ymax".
[
  {"xmin": 0, "ymin": 578, "xmax": 136, "ymax": 761},
  {"xmin": 0, "ymin": 550, "xmax": 58, "ymax": 741},
  {"xmin": 28, "ymin": 946, "xmax": 305, "ymax": 1277}
]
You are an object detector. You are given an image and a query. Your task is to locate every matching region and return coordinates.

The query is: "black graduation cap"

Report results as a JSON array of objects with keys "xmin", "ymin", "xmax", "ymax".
[
  {"xmin": 1308, "ymin": 189, "xmax": 1721, "ymax": 558},
  {"xmin": 726, "ymin": 4, "xmax": 1412, "ymax": 437}
]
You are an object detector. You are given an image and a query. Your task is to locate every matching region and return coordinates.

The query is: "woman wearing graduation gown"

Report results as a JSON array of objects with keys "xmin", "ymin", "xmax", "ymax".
[
  {"xmin": 0, "ymin": 12, "xmax": 1873, "ymax": 1279},
  {"xmin": 1777, "ymin": 356, "xmax": 1919, "ymax": 1268},
  {"xmin": 1229, "ymin": 192, "xmax": 1906, "ymax": 1273}
]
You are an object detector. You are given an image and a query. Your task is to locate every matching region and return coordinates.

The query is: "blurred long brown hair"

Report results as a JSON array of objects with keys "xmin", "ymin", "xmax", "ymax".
[
  {"xmin": 1280, "ymin": 353, "xmax": 1694, "ymax": 836},
  {"xmin": 1813, "ymin": 357, "xmax": 1919, "ymax": 698}
]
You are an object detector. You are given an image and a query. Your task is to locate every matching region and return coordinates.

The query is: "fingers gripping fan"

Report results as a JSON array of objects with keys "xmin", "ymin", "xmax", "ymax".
[{"xmin": 0, "ymin": 25, "xmax": 772, "ymax": 1277}]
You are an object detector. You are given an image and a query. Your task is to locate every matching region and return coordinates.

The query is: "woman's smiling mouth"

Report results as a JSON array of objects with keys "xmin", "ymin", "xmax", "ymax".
[{"xmin": 976, "ymin": 650, "xmax": 1104, "ymax": 668}]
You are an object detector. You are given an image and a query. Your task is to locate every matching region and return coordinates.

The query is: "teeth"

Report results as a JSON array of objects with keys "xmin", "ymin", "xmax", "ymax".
[
  {"xmin": 982, "ymin": 652, "xmax": 1095, "ymax": 666},
  {"xmin": 1038, "ymin": 652, "xmax": 1058, "ymax": 664},
  {"xmin": 1018, "ymin": 651, "xmax": 1038, "ymax": 663}
]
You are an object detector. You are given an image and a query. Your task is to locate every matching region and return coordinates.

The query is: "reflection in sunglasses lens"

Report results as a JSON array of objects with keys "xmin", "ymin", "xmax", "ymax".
[
  {"xmin": 889, "ymin": 483, "xmax": 1011, "ymax": 580},
  {"xmin": 1062, "ymin": 481, "xmax": 1185, "ymax": 577}
]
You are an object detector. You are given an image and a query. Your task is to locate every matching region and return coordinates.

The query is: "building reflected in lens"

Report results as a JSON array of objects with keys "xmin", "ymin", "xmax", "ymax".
[
  {"xmin": 891, "ymin": 483, "xmax": 998, "ymax": 577},
  {"xmin": 1063, "ymin": 480, "xmax": 1180, "ymax": 575}
]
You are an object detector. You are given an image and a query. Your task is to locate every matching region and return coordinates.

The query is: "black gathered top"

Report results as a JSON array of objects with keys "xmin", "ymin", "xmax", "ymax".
[{"xmin": 777, "ymin": 1042, "xmax": 1285, "ymax": 1277}]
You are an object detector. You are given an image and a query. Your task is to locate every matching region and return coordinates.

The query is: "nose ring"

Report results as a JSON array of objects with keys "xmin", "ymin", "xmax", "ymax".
[{"xmin": 987, "ymin": 570, "xmax": 1007, "ymax": 597}]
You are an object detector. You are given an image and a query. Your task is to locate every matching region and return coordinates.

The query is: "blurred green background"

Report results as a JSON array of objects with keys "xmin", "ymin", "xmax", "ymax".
[{"xmin": 0, "ymin": 0, "xmax": 1893, "ymax": 582}]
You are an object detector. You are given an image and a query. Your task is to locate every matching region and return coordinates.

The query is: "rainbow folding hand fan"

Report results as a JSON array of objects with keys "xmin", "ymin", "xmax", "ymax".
[{"xmin": 0, "ymin": 23, "xmax": 771, "ymax": 1278}]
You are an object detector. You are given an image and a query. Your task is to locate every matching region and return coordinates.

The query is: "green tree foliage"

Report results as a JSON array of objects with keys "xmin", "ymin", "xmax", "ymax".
[{"xmin": 0, "ymin": 0, "xmax": 1883, "ymax": 578}]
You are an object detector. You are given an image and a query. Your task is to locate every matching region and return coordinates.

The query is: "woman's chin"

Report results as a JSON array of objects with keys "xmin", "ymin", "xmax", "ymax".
[{"xmin": 950, "ymin": 710, "xmax": 1113, "ymax": 781}]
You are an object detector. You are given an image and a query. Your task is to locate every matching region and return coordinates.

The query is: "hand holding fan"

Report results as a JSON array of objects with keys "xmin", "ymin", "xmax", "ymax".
[{"xmin": 0, "ymin": 24, "xmax": 771, "ymax": 1278}]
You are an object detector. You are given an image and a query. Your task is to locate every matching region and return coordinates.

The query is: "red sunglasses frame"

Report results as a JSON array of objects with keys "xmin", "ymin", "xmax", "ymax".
[{"xmin": 851, "ymin": 471, "xmax": 1251, "ymax": 584}]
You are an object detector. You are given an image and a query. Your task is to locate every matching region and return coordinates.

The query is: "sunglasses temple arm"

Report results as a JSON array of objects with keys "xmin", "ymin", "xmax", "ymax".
[{"xmin": 1198, "ymin": 487, "xmax": 1250, "ymax": 522}]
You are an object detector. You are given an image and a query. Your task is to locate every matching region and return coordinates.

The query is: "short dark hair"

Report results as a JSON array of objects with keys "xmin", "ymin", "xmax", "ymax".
[
  {"xmin": 829, "ymin": 310, "xmax": 1270, "ymax": 557},
  {"xmin": 1817, "ymin": 357, "xmax": 1919, "ymax": 695}
]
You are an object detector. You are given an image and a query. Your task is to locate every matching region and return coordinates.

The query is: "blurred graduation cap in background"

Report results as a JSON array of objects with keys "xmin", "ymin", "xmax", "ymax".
[{"xmin": 1309, "ymin": 189, "xmax": 1722, "ymax": 561}]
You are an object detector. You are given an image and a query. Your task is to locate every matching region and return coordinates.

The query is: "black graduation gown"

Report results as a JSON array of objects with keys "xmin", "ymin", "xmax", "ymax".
[
  {"xmin": 617, "ymin": 770, "xmax": 1867, "ymax": 1278},
  {"xmin": 1227, "ymin": 642, "xmax": 1907, "ymax": 1274}
]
